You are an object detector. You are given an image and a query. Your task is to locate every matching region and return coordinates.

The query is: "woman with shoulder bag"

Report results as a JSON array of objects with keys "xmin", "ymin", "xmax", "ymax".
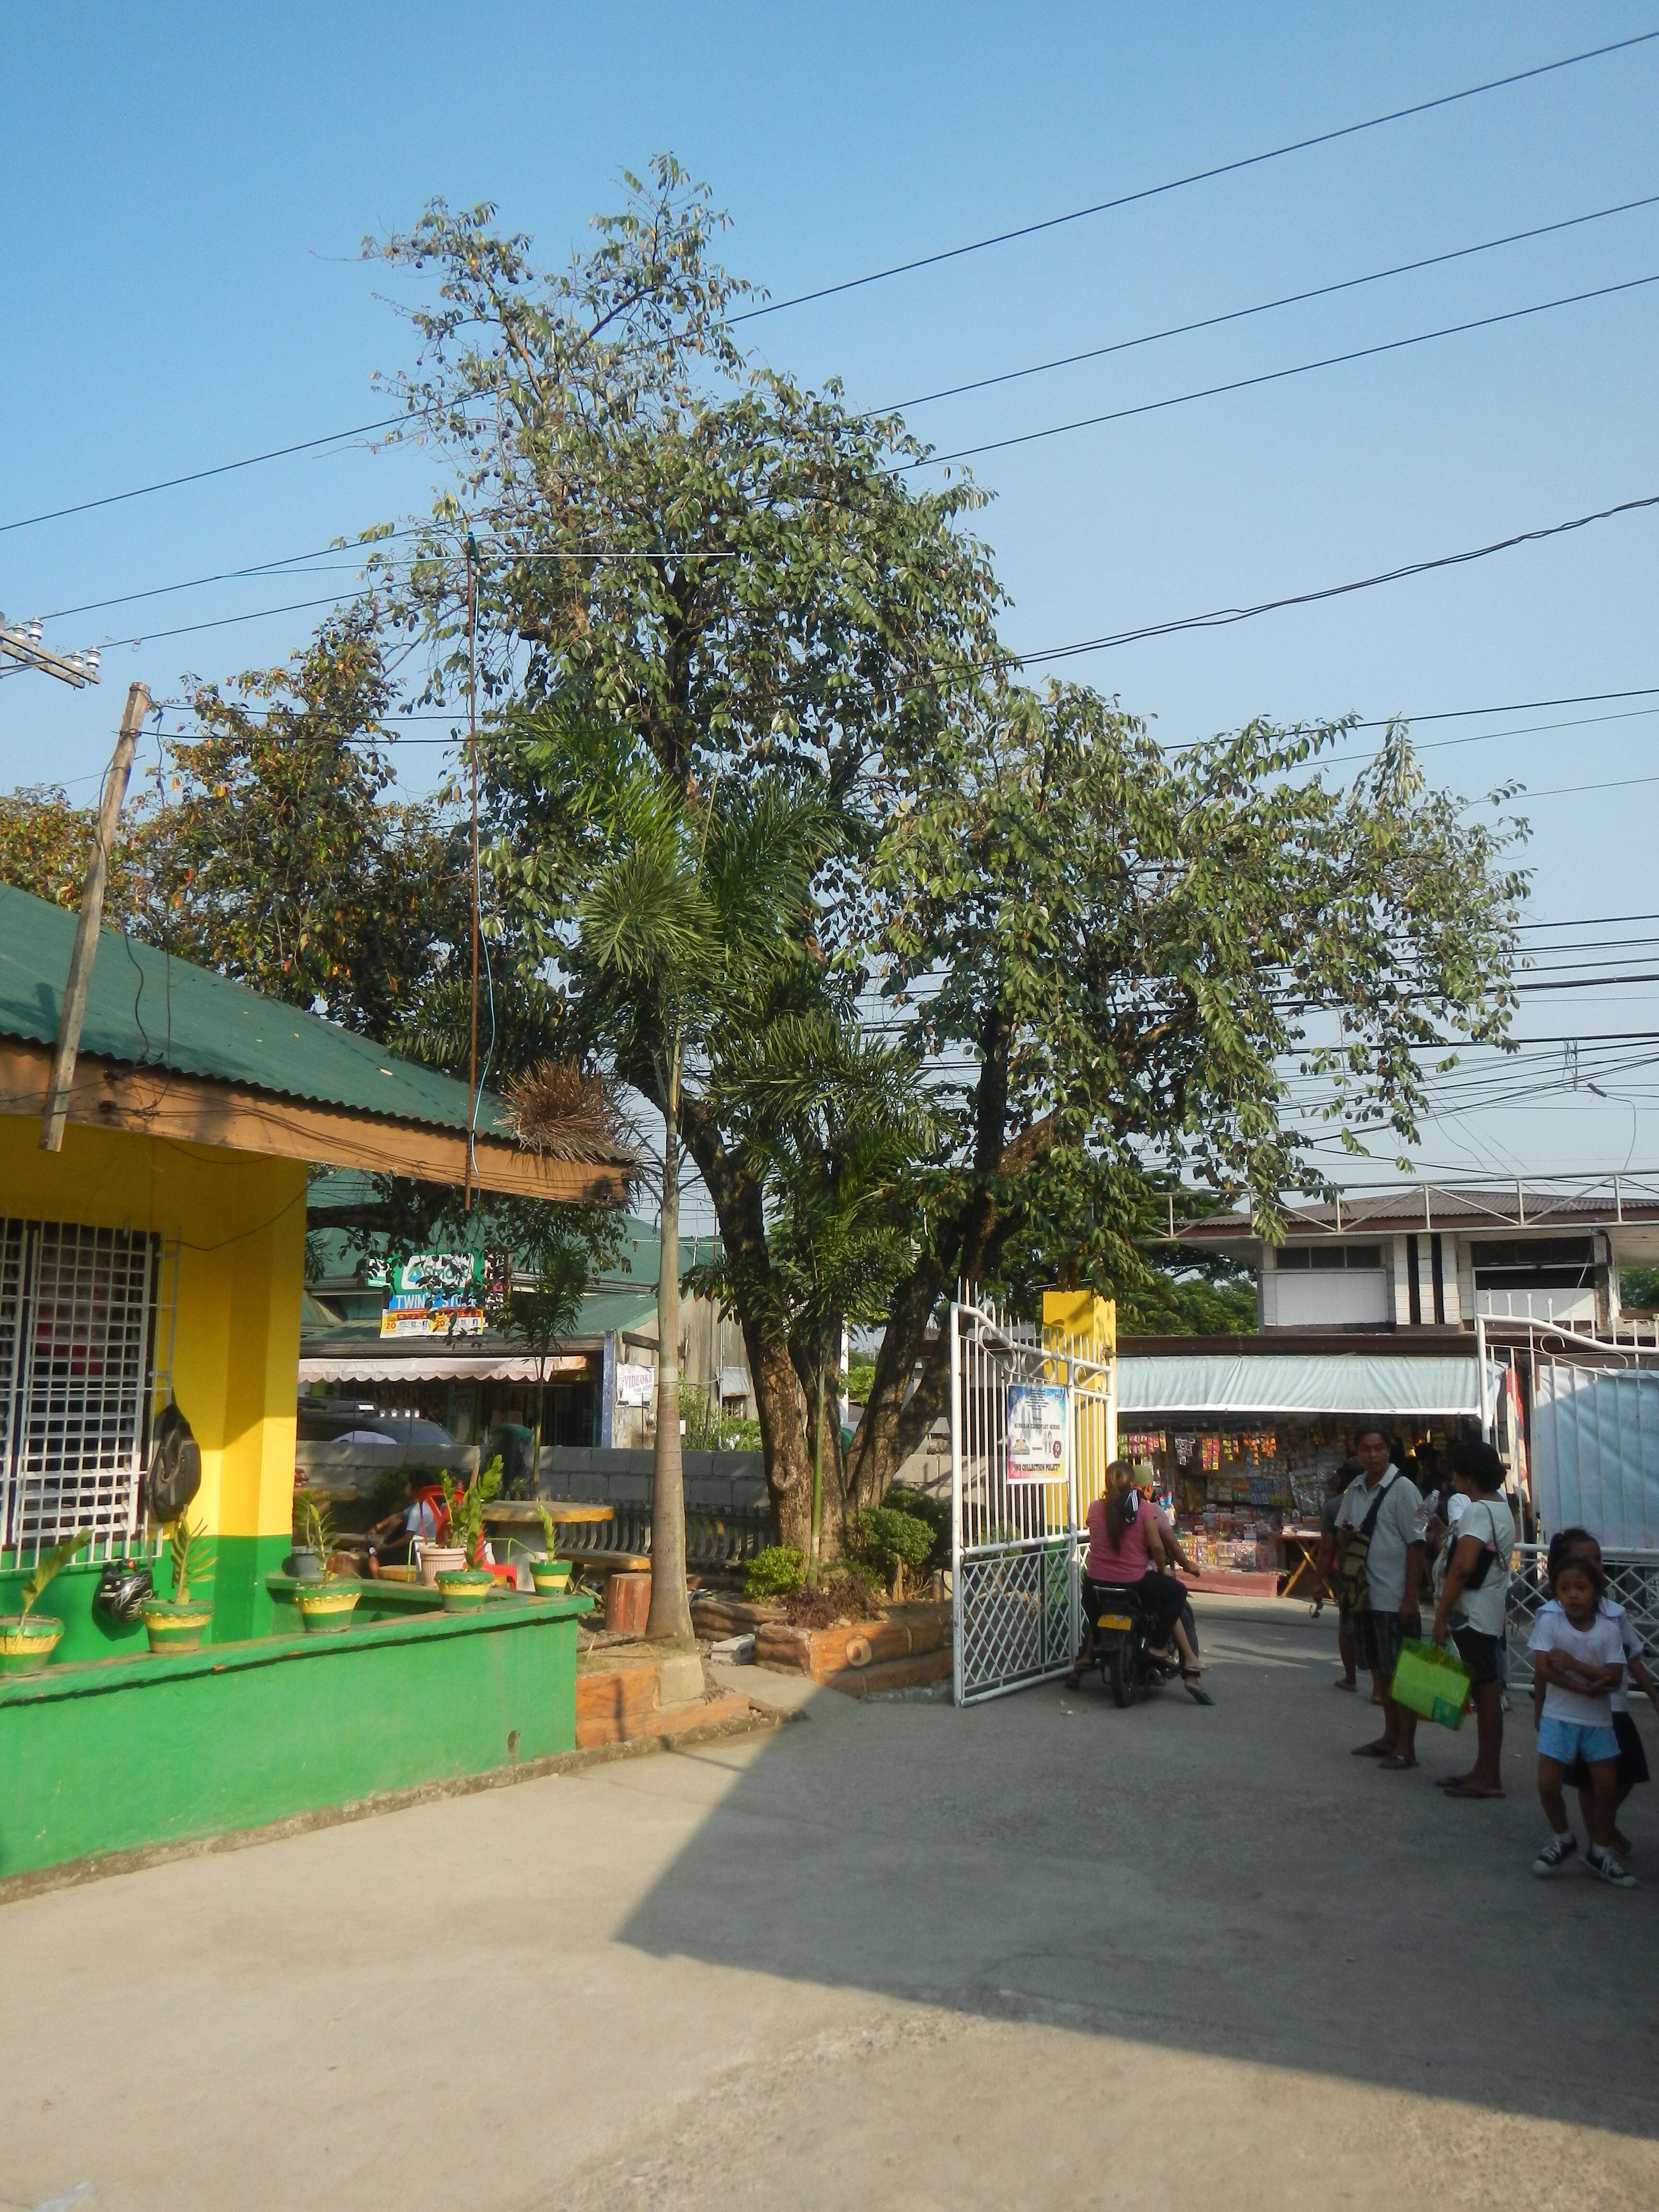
[{"xmin": 1430, "ymin": 1438, "xmax": 1515, "ymax": 1799}]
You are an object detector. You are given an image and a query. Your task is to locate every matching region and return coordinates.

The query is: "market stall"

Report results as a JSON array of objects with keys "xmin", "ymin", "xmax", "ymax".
[{"xmin": 1118, "ymin": 1339, "xmax": 1502, "ymax": 1593}]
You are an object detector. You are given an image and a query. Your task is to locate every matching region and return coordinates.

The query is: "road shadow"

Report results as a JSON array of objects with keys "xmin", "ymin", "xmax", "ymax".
[{"xmin": 618, "ymin": 1599, "xmax": 1659, "ymax": 2138}]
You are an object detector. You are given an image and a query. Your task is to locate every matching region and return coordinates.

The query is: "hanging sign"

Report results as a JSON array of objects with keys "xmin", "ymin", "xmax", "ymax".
[
  {"xmin": 616, "ymin": 1362, "xmax": 656, "ymax": 1407},
  {"xmin": 1006, "ymin": 1382, "xmax": 1067, "ymax": 1482}
]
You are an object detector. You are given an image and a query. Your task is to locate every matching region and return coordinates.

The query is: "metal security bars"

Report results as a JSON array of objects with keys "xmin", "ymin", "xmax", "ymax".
[
  {"xmin": 0, "ymin": 1219, "xmax": 173, "ymax": 1567},
  {"xmin": 949, "ymin": 1294, "xmax": 1116, "ymax": 1705}
]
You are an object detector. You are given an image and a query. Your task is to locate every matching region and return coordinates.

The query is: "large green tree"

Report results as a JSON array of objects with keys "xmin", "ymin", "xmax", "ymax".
[
  {"xmin": 842, "ymin": 685, "xmax": 1527, "ymax": 1500},
  {"xmin": 370, "ymin": 161, "xmax": 1003, "ymax": 1551},
  {"xmin": 149, "ymin": 609, "xmax": 470, "ymax": 1042}
]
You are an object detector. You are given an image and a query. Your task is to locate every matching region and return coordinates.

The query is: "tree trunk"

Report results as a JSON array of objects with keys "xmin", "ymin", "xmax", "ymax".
[
  {"xmin": 747, "ymin": 1326, "xmax": 811, "ymax": 1550},
  {"xmin": 646, "ymin": 1105, "xmax": 693, "ymax": 1642},
  {"xmin": 681, "ymin": 1099, "xmax": 814, "ymax": 1541}
]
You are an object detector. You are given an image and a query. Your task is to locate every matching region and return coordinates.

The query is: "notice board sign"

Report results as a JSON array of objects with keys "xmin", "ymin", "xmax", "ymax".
[{"xmin": 1006, "ymin": 1383, "xmax": 1067, "ymax": 1482}]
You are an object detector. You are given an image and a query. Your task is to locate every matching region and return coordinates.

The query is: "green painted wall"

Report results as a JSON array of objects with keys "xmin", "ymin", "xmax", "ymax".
[
  {"xmin": 0, "ymin": 1598, "xmax": 588, "ymax": 1879},
  {"xmin": 0, "ymin": 1559, "xmax": 149, "ymax": 1664}
]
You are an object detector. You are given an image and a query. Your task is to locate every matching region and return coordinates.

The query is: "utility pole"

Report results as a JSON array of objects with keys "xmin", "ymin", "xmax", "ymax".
[
  {"xmin": 39, "ymin": 682, "xmax": 151, "ymax": 1151},
  {"xmin": 465, "ymin": 541, "xmax": 479, "ymax": 1212},
  {"xmin": 0, "ymin": 614, "xmax": 101, "ymax": 687}
]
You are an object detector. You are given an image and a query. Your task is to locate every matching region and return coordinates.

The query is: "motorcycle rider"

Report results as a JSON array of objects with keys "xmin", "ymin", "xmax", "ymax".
[{"xmin": 1067, "ymin": 1460, "xmax": 1209, "ymax": 1698}]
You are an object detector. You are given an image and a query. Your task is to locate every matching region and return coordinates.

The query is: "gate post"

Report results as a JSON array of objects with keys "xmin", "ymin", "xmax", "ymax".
[{"xmin": 949, "ymin": 1300, "xmax": 963, "ymax": 1707}]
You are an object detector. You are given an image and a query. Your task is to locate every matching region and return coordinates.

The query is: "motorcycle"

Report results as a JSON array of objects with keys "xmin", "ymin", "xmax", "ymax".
[{"xmin": 1082, "ymin": 1581, "xmax": 1210, "ymax": 1707}]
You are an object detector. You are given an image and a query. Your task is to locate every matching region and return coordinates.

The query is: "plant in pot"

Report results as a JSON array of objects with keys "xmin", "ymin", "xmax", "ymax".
[
  {"xmin": 433, "ymin": 1456, "xmax": 503, "ymax": 1612},
  {"xmin": 0, "ymin": 1529, "xmax": 92, "ymax": 1675},
  {"xmin": 290, "ymin": 1494, "xmax": 362, "ymax": 1635},
  {"xmin": 530, "ymin": 1503, "xmax": 573, "ymax": 1597},
  {"xmin": 138, "ymin": 1515, "xmax": 216, "ymax": 1654},
  {"xmin": 289, "ymin": 1486, "xmax": 327, "ymax": 1581}
]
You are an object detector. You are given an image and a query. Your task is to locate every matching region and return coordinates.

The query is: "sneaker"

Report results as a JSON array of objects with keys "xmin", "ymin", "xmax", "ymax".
[
  {"xmin": 1533, "ymin": 1832, "xmax": 1579, "ymax": 1877},
  {"xmin": 1587, "ymin": 1845, "xmax": 1639, "ymax": 1889}
]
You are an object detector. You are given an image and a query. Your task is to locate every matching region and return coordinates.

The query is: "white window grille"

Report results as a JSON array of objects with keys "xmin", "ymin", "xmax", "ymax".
[{"xmin": 0, "ymin": 1218, "xmax": 175, "ymax": 1567}]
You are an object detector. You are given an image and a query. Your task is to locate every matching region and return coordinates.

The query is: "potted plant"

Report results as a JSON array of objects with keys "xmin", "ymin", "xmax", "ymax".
[
  {"xmin": 530, "ymin": 1504, "xmax": 573, "ymax": 1596},
  {"xmin": 138, "ymin": 1515, "xmax": 216, "ymax": 1654},
  {"xmin": 289, "ymin": 1486, "xmax": 326, "ymax": 1581},
  {"xmin": 0, "ymin": 1529, "xmax": 91, "ymax": 1675},
  {"xmin": 290, "ymin": 1494, "xmax": 362, "ymax": 1635},
  {"xmin": 433, "ymin": 1456, "xmax": 502, "ymax": 1612}
]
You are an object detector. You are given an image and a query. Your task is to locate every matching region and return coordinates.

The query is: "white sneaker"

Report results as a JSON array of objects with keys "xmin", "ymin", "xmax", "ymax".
[
  {"xmin": 1587, "ymin": 1845, "xmax": 1639, "ymax": 1888},
  {"xmin": 1532, "ymin": 1831, "xmax": 1579, "ymax": 1876}
]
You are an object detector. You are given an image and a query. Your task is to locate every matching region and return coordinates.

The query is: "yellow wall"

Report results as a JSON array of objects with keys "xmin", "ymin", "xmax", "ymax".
[
  {"xmin": 0, "ymin": 1114, "xmax": 305, "ymax": 1633},
  {"xmin": 1042, "ymin": 1289, "xmax": 1118, "ymax": 1511}
]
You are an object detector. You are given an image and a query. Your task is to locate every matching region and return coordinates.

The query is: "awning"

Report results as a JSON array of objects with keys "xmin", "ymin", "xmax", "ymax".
[
  {"xmin": 298, "ymin": 1351, "xmax": 591, "ymax": 1385},
  {"xmin": 1118, "ymin": 1352, "xmax": 1496, "ymax": 1418}
]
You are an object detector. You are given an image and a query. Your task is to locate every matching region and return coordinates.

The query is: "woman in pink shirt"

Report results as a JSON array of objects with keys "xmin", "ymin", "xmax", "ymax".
[{"xmin": 1068, "ymin": 1462, "xmax": 1203, "ymax": 1690}]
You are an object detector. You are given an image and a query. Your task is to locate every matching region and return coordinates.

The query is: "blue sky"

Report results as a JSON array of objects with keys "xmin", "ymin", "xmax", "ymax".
[{"xmin": 4, "ymin": 2, "xmax": 1658, "ymax": 1197}]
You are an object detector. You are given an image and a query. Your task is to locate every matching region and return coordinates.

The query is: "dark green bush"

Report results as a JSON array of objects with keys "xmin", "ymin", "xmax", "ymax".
[
  {"xmin": 848, "ymin": 1506, "xmax": 935, "ymax": 1595},
  {"xmin": 745, "ymin": 1545, "xmax": 806, "ymax": 1599},
  {"xmin": 883, "ymin": 1484, "xmax": 948, "ymax": 1573}
]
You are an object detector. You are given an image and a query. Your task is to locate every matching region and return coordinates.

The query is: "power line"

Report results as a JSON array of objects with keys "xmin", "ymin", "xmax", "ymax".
[
  {"xmin": 907, "ymin": 268, "xmax": 1659, "ymax": 472},
  {"xmin": 731, "ymin": 30, "xmax": 1659, "ymax": 322},
  {"xmin": 1019, "ymin": 489, "xmax": 1659, "ymax": 662},
  {"xmin": 879, "ymin": 191, "xmax": 1659, "ymax": 415},
  {"xmin": 0, "ymin": 411, "xmax": 416, "ymax": 536}
]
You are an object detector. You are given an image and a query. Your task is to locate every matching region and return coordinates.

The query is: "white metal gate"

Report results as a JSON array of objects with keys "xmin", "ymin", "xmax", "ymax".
[{"xmin": 949, "ymin": 1295, "xmax": 1116, "ymax": 1705}]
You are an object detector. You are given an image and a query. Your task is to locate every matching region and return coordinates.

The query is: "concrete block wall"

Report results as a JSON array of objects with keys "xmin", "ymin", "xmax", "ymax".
[{"xmin": 296, "ymin": 1438, "xmax": 769, "ymax": 1514}]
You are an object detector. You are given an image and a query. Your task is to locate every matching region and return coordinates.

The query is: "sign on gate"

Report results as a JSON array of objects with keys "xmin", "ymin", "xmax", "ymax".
[{"xmin": 1006, "ymin": 1383, "xmax": 1067, "ymax": 1480}]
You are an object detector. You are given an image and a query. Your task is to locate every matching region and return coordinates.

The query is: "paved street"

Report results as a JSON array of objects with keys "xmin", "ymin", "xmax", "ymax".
[{"xmin": 4, "ymin": 1597, "xmax": 1657, "ymax": 2212}]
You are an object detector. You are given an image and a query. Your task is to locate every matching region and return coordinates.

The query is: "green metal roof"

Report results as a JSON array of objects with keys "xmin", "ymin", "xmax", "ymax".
[{"xmin": 0, "ymin": 883, "xmax": 512, "ymax": 1136}]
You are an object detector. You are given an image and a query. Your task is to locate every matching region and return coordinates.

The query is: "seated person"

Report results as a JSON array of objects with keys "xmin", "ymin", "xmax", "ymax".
[
  {"xmin": 364, "ymin": 1484, "xmax": 440, "ymax": 1577},
  {"xmin": 1069, "ymin": 1460, "xmax": 1205, "ymax": 1692}
]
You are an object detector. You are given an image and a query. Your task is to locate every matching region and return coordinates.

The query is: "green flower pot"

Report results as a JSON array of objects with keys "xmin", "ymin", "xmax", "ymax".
[
  {"xmin": 435, "ymin": 1568, "xmax": 493, "ymax": 1614},
  {"xmin": 0, "ymin": 1613, "xmax": 65, "ymax": 1676},
  {"xmin": 530, "ymin": 1560, "xmax": 573, "ymax": 1597},
  {"xmin": 295, "ymin": 1582, "xmax": 362, "ymax": 1635},
  {"xmin": 139, "ymin": 1598, "xmax": 214, "ymax": 1654}
]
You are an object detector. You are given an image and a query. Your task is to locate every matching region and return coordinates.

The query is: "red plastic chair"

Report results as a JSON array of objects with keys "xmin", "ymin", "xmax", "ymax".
[{"xmin": 415, "ymin": 1483, "xmax": 516, "ymax": 1585}]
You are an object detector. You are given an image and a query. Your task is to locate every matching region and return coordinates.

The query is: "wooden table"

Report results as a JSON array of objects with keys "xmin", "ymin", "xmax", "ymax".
[
  {"xmin": 1279, "ymin": 1528, "xmax": 1329, "ymax": 1602},
  {"xmin": 483, "ymin": 1501, "xmax": 614, "ymax": 1529}
]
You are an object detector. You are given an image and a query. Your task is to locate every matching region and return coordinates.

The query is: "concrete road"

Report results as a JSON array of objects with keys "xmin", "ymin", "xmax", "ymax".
[{"xmin": 4, "ymin": 1598, "xmax": 1657, "ymax": 2212}]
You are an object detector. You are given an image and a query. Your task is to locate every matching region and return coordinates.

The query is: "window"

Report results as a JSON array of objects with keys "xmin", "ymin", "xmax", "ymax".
[
  {"xmin": 1274, "ymin": 1244, "xmax": 1383, "ymax": 1272},
  {"xmin": 1471, "ymin": 1237, "xmax": 1596, "ymax": 1292},
  {"xmin": 0, "ymin": 1220, "xmax": 168, "ymax": 1563}
]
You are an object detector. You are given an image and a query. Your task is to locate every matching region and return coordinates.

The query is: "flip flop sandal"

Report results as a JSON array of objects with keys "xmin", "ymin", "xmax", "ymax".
[
  {"xmin": 1443, "ymin": 1782, "xmax": 1504, "ymax": 1799},
  {"xmin": 1351, "ymin": 1742, "xmax": 1391, "ymax": 1756},
  {"xmin": 1376, "ymin": 1753, "xmax": 1418, "ymax": 1771},
  {"xmin": 1181, "ymin": 1669, "xmax": 1214, "ymax": 1707},
  {"xmin": 1332, "ymin": 1679, "xmax": 1358, "ymax": 1692}
]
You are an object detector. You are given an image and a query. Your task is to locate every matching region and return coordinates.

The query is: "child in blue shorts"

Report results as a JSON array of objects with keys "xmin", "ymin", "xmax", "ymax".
[{"xmin": 1528, "ymin": 1554, "xmax": 1636, "ymax": 1886}]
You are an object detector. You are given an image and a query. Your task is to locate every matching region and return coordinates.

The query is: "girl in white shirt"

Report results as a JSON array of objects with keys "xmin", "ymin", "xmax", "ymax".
[{"xmin": 1528, "ymin": 1555, "xmax": 1636, "ymax": 1886}]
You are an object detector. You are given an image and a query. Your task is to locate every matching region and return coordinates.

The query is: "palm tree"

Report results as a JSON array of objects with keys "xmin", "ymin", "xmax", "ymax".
[
  {"xmin": 700, "ymin": 1010, "xmax": 936, "ymax": 1580},
  {"xmin": 568, "ymin": 763, "xmax": 829, "ymax": 1639}
]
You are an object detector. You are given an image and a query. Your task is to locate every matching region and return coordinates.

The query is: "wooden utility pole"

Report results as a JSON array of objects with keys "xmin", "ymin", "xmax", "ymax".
[
  {"xmin": 465, "ymin": 543, "xmax": 479, "ymax": 1211},
  {"xmin": 39, "ymin": 681, "xmax": 150, "ymax": 1152}
]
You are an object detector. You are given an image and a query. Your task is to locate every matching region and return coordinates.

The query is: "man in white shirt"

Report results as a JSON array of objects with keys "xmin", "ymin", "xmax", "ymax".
[{"xmin": 1334, "ymin": 1423, "xmax": 1426, "ymax": 1768}]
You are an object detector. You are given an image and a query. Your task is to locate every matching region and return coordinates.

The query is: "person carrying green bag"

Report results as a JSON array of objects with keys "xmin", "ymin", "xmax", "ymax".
[
  {"xmin": 1336, "ymin": 1424, "xmax": 1427, "ymax": 1770},
  {"xmin": 1430, "ymin": 1439, "xmax": 1515, "ymax": 1799}
]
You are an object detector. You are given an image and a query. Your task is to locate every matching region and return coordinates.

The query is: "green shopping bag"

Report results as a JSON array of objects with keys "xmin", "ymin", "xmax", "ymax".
[{"xmin": 1390, "ymin": 1637, "xmax": 1473, "ymax": 1730}]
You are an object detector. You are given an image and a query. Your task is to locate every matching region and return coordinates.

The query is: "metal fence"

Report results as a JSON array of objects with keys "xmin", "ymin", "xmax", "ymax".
[
  {"xmin": 1505, "ymin": 1543, "xmax": 1659, "ymax": 1679},
  {"xmin": 949, "ymin": 1295, "xmax": 1116, "ymax": 1705},
  {"xmin": 0, "ymin": 1218, "xmax": 176, "ymax": 1567}
]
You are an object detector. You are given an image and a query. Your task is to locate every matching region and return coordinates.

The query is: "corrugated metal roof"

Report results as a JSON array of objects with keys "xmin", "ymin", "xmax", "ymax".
[{"xmin": 1, "ymin": 882, "xmax": 509, "ymax": 1135}]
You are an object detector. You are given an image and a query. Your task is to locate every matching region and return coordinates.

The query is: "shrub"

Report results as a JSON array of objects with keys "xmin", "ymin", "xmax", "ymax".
[
  {"xmin": 882, "ymin": 1484, "xmax": 948, "ymax": 1573},
  {"xmin": 745, "ymin": 1545, "xmax": 806, "ymax": 1600},
  {"xmin": 848, "ymin": 1506, "xmax": 935, "ymax": 1597}
]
